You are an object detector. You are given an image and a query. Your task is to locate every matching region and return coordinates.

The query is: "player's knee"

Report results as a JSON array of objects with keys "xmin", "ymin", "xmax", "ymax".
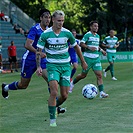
[
  {"xmin": 81, "ymin": 74, "xmax": 87, "ymax": 79},
  {"xmin": 62, "ymin": 94, "xmax": 68, "ymax": 101},
  {"xmin": 18, "ymin": 83, "xmax": 28, "ymax": 89},
  {"xmin": 50, "ymin": 90, "xmax": 58, "ymax": 98},
  {"xmin": 97, "ymin": 74, "xmax": 102, "ymax": 80}
]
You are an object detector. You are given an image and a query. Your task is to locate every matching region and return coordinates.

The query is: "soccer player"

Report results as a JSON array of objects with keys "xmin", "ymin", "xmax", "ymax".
[
  {"xmin": 2, "ymin": 9, "xmax": 50, "ymax": 99},
  {"xmin": 2, "ymin": 8, "xmax": 66, "ymax": 114},
  {"xmin": 36, "ymin": 10, "xmax": 87, "ymax": 127},
  {"xmin": 68, "ymin": 29, "xmax": 79, "ymax": 83},
  {"xmin": 69, "ymin": 21, "xmax": 109, "ymax": 98},
  {"xmin": 102, "ymin": 30, "xmax": 119, "ymax": 80}
]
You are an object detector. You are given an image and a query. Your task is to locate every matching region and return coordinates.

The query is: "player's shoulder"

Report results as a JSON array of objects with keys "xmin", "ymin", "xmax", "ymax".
[
  {"xmin": 43, "ymin": 27, "xmax": 52, "ymax": 33},
  {"xmin": 61, "ymin": 27, "xmax": 70, "ymax": 33},
  {"xmin": 113, "ymin": 36, "xmax": 118, "ymax": 39},
  {"xmin": 105, "ymin": 36, "xmax": 110, "ymax": 39}
]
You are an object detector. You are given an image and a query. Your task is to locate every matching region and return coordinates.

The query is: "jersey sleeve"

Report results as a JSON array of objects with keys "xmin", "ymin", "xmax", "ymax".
[
  {"xmin": 37, "ymin": 32, "xmax": 46, "ymax": 49},
  {"xmin": 68, "ymin": 32, "xmax": 77, "ymax": 47},
  {"xmin": 80, "ymin": 33, "xmax": 88, "ymax": 44},
  {"xmin": 27, "ymin": 27, "xmax": 36, "ymax": 40}
]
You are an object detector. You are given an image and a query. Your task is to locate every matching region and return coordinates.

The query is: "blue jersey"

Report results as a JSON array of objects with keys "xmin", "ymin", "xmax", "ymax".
[
  {"xmin": 68, "ymin": 39, "xmax": 79, "ymax": 54},
  {"xmin": 21, "ymin": 23, "xmax": 47, "ymax": 78},
  {"xmin": 68, "ymin": 39, "xmax": 79, "ymax": 63},
  {"xmin": 22, "ymin": 23, "xmax": 47, "ymax": 62}
]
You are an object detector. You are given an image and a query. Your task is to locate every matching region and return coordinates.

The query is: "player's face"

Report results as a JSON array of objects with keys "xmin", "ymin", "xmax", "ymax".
[
  {"xmin": 109, "ymin": 30, "xmax": 115, "ymax": 37},
  {"xmin": 90, "ymin": 23, "xmax": 98, "ymax": 33},
  {"xmin": 72, "ymin": 31, "xmax": 76, "ymax": 37},
  {"xmin": 40, "ymin": 12, "xmax": 51, "ymax": 27},
  {"xmin": 53, "ymin": 15, "xmax": 64, "ymax": 29}
]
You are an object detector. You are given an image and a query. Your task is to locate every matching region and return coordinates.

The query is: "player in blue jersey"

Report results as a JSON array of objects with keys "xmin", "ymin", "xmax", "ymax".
[
  {"xmin": 2, "ymin": 9, "xmax": 51, "ymax": 98},
  {"xmin": 2, "ymin": 9, "xmax": 66, "ymax": 114},
  {"xmin": 68, "ymin": 29, "xmax": 79, "ymax": 92}
]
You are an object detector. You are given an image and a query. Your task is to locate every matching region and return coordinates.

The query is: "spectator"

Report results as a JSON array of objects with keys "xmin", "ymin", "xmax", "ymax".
[
  {"xmin": 0, "ymin": 11, "xmax": 6, "ymax": 21},
  {"xmin": 8, "ymin": 41, "xmax": 18, "ymax": 72},
  {"xmin": 24, "ymin": 29, "xmax": 29, "ymax": 37},
  {"xmin": 0, "ymin": 36, "xmax": 3, "ymax": 70},
  {"xmin": 13, "ymin": 24, "xmax": 24, "ymax": 34}
]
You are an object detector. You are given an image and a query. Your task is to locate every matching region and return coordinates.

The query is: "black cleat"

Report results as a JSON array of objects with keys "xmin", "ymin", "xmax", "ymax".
[
  {"xmin": 57, "ymin": 106, "xmax": 66, "ymax": 114},
  {"xmin": 2, "ymin": 83, "xmax": 9, "ymax": 99}
]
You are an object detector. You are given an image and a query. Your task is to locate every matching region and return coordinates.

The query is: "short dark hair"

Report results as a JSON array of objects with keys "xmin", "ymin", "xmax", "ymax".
[
  {"xmin": 90, "ymin": 21, "xmax": 98, "ymax": 26},
  {"xmin": 39, "ymin": 8, "xmax": 51, "ymax": 17}
]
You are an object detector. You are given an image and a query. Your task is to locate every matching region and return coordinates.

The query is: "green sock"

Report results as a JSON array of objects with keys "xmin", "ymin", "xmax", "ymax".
[
  {"xmin": 105, "ymin": 65, "xmax": 110, "ymax": 72},
  {"xmin": 56, "ymin": 98, "xmax": 60, "ymax": 107},
  {"xmin": 48, "ymin": 106, "xmax": 56, "ymax": 119},
  {"xmin": 110, "ymin": 64, "xmax": 114, "ymax": 77},
  {"xmin": 98, "ymin": 84, "xmax": 104, "ymax": 92}
]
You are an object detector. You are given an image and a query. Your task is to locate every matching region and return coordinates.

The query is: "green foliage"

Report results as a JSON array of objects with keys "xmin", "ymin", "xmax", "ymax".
[{"xmin": 11, "ymin": 0, "xmax": 133, "ymax": 37}]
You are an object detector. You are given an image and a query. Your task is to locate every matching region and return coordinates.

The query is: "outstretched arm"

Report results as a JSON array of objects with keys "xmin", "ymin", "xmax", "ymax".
[
  {"xmin": 74, "ymin": 45, "xmax": 88, "ymax": 70},
  {"xmin": 36, "ymin": 47, "xmax": 43, "ymax": 76}
]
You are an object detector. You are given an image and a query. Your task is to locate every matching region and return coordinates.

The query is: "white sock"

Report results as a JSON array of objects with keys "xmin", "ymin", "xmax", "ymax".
[
  {"xmin": 4, "ymin": 85, "xmax": 9, "ymax": 92},
  {"xmin": 50, "ymin": 119, "xmax": 56, "ymax": 124}
]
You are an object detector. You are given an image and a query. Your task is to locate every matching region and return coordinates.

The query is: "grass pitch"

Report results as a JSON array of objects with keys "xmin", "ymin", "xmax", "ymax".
[{"xmin": 0, "ymin": 62, "xmax": 133, "ymax": 133}]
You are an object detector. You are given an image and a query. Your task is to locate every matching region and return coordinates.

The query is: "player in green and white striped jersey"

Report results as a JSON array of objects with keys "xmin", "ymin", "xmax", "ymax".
[
  {"xmin": 102, "ymin": 30, "xmax": 119, "ymax": 80},
  {"xmin": 36, "ymin": 10, "xmax": 87, "ymax": 127},
  {"xmin": 70, "ymin": 21, "xmax": 109, "ymax": 98}
]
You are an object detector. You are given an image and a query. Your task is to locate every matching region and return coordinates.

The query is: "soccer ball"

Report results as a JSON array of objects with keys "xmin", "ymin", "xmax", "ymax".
[{"xmin": 82, "ymin": 84, "xmax": 98, "ymax": 99}]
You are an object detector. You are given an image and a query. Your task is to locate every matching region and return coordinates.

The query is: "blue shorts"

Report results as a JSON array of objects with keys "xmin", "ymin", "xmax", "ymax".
[{"xmin": 21, "ymin": 59, "xmax": 46, "ymax": 78}]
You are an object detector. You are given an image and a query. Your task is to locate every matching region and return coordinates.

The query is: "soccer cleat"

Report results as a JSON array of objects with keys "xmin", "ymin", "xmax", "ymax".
[
  {"xmin": 69, "ymin": 81, "xmax": 74, "ymax": 93},
  {"xmin": 57, "ymin": 106, "xmax": 66, "ymax": 114},
  {"xmin": 2, "ymin": 83, "xmax": 9, "ymax": 99},
  {"xmin": 103, "ymin": 69, "xmax": 107, "ymax": 77},
  {"xmin": 100, "ymin": 91, "xmax": 109, "ymax": 98},
  {"xmin": 50, "ymin": 122, "xmax": 57, "ymax": 127},
  {"xmin": 112, "ymin": 77, "xmax": 117, "ymax": 80}
]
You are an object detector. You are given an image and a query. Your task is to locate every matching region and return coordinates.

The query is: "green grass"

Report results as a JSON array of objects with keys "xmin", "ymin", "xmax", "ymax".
[{"xmin": 0, "ymin": 62, "xmax": 133, "ymax": 133}]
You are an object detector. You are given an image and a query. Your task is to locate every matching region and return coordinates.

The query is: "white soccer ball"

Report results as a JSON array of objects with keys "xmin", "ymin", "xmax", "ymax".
[{"xmin": 82, "ymin": 84, "xmax": 98, "ymax": 99}]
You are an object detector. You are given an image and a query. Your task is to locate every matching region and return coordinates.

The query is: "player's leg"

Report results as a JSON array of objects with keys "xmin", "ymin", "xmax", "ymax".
[
  {"xmin": 2, "ymin": 59, "xmax": 36, "ymax": 98},
  {"xmin": 110, "ymin": 54, "xmax": 117, "ymax": 80},
  {"xmin": 48, "ymin": 80, "xmax": 58, "ymax": 127},
  {"xmin": 70, "ymin": 54, "xmax": 78, "ymax": 81},
  {"xmin": 69, "ymin": 56, "xmax": 90, "ymax": 93},
  {"xmin": 104, "ymin": 53, "xmax": 112, "ymax": 77},
  {"xmin": 93, "ymin": 59, "xmax": 108, "ymax": 98}
]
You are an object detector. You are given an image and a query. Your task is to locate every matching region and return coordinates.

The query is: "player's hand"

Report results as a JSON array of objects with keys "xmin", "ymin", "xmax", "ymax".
[
  {"xmin": 41, "ymin": 52, "xmax": 46, "ymax": 58},
  {"xmin": 36, "ymin": 67, "xmax": 42, "ymax": 76},
  {"xmin": 88, "ymin": 46, "xmax": 97, "ymax": 51},
  {"xmin": 114, "ymin": 44, "xmax": 119, "ymax": 48},
  {"xmin": 102, "ymin": 50, "xmax": 107, "ymax": 56},
  {"xmin": 81, "ymin": 61, "xmax": 88, "ymax": 71}
]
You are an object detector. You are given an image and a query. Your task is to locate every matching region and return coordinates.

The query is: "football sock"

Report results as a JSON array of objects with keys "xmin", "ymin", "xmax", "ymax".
[
  {"xmin": 98, "ymin": 84, "xmax": 104, "ymax": 92},
  {"xmin": 70, "ymin": 68, "xmax": 76, "ymax": 78},
  {"xmin": 8, "ymin": 81, "xmax": 19, "ymax": 90},
  {"xmin": 105, "ymin": 65, "xmax": 110, "ymax": 72},
  {"xmin": 48, "ymin": 106, "xmax": 56, "ymax": 119},
  {"xmin": 110, "ymin": 64, "xmax": 114, "ymax": 77}
]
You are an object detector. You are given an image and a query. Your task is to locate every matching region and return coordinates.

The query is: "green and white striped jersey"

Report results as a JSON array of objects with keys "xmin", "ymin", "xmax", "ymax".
[
  {"xmin": 103, "ymin": 36, "xmax": 119, "ymax": 53},
  {"xmin": 37, "ymin": 27, "xmax": 77, "ymax": 64},
  {"xmin": 80, "ymin": 31, "xmax": 100, "ymax": 58}
]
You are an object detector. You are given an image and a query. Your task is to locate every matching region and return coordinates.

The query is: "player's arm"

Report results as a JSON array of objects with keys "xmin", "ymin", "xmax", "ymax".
[
  {"xmin": 80, "ymin": 42, "xmax": 97, "ymax": 51},
  {"xmin": 99, "ymin": 47, "xmax": 106, "ymax": 56},
  {"xmin": 36, "ymin": 47, "xmax": 42, "ymax": 76},
  {"xmin": 101, "ymin": 42, "xmax": 110, "ymax": 48},
  {"xmin": 74, "ymin": 45, "xmax": 88, "ymax": 70},
  {"xmin": 114, "ymin": 42, "xmax": 120, "ymax": 48},
  {"xmin": 25, "ymin": 38, "xmax": 37, "ymax": 53}
]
